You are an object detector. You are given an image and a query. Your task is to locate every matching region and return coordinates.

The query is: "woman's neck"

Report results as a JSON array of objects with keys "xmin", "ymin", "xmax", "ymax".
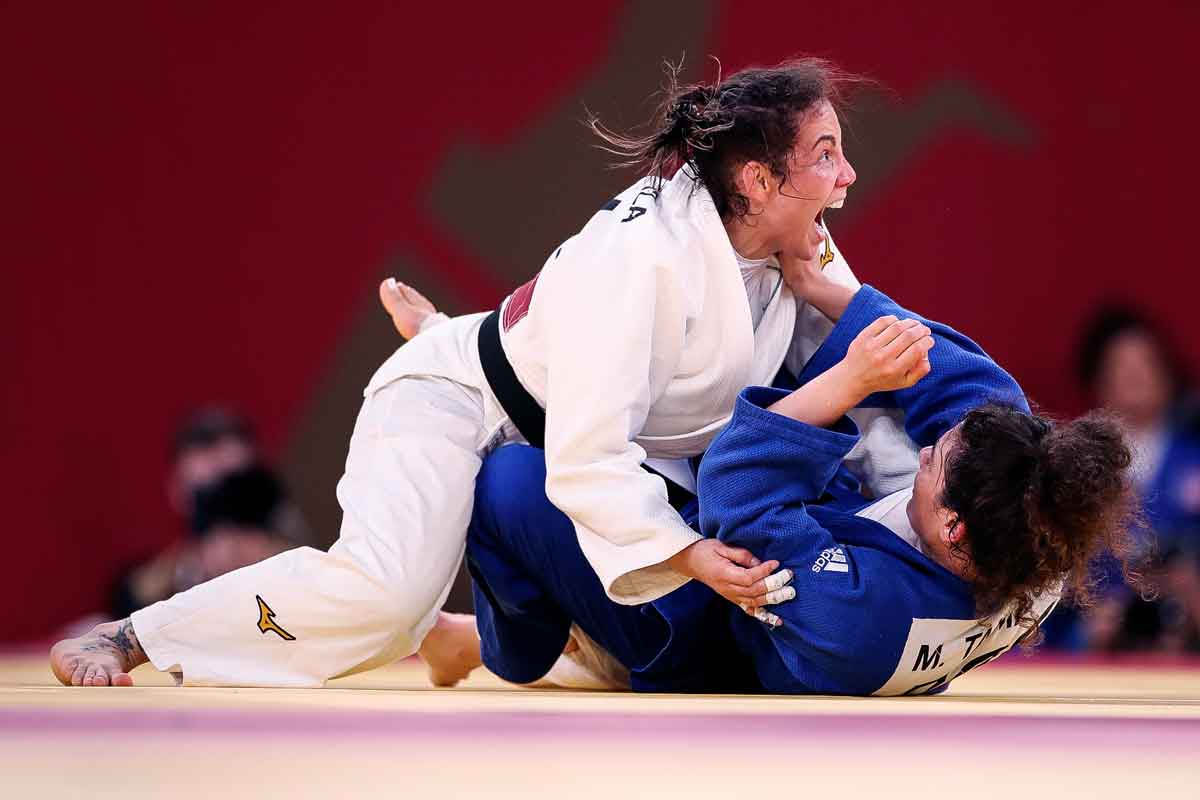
[{"xmin": 723, "ymin": 217, "xmax": 776, "ymax": 261}]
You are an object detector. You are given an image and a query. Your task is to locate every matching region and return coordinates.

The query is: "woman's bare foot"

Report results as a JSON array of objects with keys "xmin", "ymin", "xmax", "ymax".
[
  {"xmin": 50, "ymin": 619, "xmax": 148, "ymax": 687},
  {"xmin": 379, "ymin": 278, "xmax": 440, "ymax": 340},
  {"xmin": 417, "ymin": 612, "xmax": 482, "ymax": 687}
]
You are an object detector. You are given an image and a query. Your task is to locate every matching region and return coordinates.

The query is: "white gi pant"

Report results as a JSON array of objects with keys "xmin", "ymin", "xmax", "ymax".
[{"xmin": 131, "ymin": 375, "xmax": 488, "ymax": 687}]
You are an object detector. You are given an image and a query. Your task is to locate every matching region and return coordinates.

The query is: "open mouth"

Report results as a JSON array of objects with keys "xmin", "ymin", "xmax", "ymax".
[
  {"xmin": 814, "ymin": 208, "xmax": 829, "ymax": 235},
  {"xmin": 807, "ymin": 212, "xmax": 827, "ymax": 250},
  {"xmin": 814, "ymin": 194, "xmax": 845, "ymax": 231}
]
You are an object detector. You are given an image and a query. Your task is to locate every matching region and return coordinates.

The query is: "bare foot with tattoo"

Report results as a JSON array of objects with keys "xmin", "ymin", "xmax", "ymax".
[
  {"xmin": 379, "ymin": 277, "xmax": 441, "ymax": 341},
  {"xmin": 50, "ymin": 619, "xmax": 148, "ymax": 687},
  {"xmin": 417, "ymin": 612, "xmax": 482, "ymax": 687}
]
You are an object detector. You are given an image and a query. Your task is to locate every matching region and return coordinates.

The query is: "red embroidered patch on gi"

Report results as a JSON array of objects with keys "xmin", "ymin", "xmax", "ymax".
[{"xmin": 502, "ymin": 272, "xmax": 541, "ymax": 332}]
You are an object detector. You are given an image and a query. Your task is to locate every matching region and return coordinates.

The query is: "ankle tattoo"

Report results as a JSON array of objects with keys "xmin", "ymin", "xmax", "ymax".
[{"xmin": 99, "ymin": 619, "xmax": 143, "ymax": 663}]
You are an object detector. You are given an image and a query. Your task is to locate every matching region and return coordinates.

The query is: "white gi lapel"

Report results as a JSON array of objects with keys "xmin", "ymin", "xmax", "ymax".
[
  {"xmin": 749, "ymin": 273, "xmax": 797, "ymax": 386},
  {"xmin": 689, "ymin": 178, "xmax": 754, "ymax": 390},
  {"xmin": 631, "ymin": 174, "xmax": 754, "ymax": 458},
  {"xmin": 685, "ymin": 172, "xmax": 795, "ymax": 392}
]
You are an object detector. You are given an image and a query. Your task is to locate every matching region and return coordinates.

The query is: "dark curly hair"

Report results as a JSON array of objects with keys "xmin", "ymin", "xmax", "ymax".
[
  {"xmin": 940, "ymin": 404, "xmax": 1141, "ymax": 634},
  {"xmin": 588, "ymin": 57, "xmax": 868, "ymax": 220}
]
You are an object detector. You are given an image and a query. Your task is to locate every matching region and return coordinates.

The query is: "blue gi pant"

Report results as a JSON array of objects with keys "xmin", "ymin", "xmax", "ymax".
[{"xmin": 466, "ymin": 444, "xmax": 760, "ymax": 693}]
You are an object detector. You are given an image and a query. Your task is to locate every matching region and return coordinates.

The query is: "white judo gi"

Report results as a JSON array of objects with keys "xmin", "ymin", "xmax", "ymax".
[{"xmin": 130, "ymin": 171, "xmax": 864, "ymax": 687}]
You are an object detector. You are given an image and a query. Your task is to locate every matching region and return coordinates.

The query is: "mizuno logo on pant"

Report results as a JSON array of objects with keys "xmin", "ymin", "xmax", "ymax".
[{"xmin": 256, "ymin": 595, "xmax": 296, "ymax": 641}]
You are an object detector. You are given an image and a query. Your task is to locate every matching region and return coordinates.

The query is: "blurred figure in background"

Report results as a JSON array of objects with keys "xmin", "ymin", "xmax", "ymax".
[
  {"xmin": 110, "ymin": 408, "xmax": 311, "ymax": 618},
  {"xmin": 1043, "ymin": 308, "xmax": 1200, "ymax": 652}
]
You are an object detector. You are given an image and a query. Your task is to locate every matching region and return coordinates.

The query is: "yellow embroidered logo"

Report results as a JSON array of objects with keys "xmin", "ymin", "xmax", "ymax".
[
  {"xmin": 820, "ymin": 234, "xmax": 835, "ymax": 267},
  {"xmin": 256, "ymin": 595, "xmax": 296, "ymax": 641}
]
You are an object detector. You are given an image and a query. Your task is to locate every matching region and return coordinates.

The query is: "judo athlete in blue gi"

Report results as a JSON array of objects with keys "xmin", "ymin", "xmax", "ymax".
[{"xmin": 461, "ymin": 283, "xmax": 1139, "ymax": 695}]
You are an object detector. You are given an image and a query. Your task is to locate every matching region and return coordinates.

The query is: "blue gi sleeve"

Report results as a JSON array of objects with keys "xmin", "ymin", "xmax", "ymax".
[
  {"xmin": 797, "ymin": 285, "xmax": 1029, "ymax": 447},
  {"xmin": 698, "ymin": 387, "xmax": 906, "ymax": 694},
  {"xmin": 698, "ymin": 386, "xmax": 860, "ymax": 538}
]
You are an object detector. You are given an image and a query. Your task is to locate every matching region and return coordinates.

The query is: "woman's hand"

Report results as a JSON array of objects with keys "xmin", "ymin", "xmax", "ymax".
[
  {"xmin": 842, "ymin": 315, "xmax": 935, "ymax": 395},
  {"xmin": 666, "ymin": 540, "xmax": 795, "ymax": 627},
  {"xmin": 766, "ymin": 315, "xmax": 934, "ymax": 428},
  {"xmin": 379, "ymin": 278, "xmax": 441, "ymax": 340},
  {"xmin": 777, "ymin": 246, "xmax": 854, "ymax": 321}
]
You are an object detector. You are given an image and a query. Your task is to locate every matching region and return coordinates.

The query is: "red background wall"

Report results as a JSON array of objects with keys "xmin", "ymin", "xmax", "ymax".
[{"xmin": 2, "ymin": 1, "xmax": 1197, "ymax": 641}]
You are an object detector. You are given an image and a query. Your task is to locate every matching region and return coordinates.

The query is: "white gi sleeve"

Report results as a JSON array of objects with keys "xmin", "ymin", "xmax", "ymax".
[{"xmin": 539, "ymin": 251, "xmax": 701, "ymax": 605}]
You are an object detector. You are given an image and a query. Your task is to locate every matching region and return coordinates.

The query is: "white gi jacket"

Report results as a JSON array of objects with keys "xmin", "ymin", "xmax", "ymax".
[{"xmin": 367, "ymin": 170, "xmax": 861, "ymax": 604}]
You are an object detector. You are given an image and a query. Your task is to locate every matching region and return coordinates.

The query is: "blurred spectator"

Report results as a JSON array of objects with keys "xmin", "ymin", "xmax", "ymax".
[
  {"xmin": 110, "ymin": 408, "xmax": 312, "ymax": 617},
  {"xmin": 1042, "ymin": 308, "xmax": 1200, "ymax": 652}
]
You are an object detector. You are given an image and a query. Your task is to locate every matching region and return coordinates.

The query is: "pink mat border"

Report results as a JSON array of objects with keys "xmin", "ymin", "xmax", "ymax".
[{"xmin": 3, "ymin": 709, "xmax": 1199, "ymax": 751}]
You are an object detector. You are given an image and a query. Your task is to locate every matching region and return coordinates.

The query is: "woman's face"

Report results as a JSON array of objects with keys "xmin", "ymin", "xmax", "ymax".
[
  {"xmin": 758, "ymin": 100, "xmax": 857, "ymax": 259},
  {"xmin": 1095, "ymin": 330, "xmax": 1173, "ymax": 428},
  {"xmin": 907, "ymin": 425, "xmax": 966, "ymax": 570}
]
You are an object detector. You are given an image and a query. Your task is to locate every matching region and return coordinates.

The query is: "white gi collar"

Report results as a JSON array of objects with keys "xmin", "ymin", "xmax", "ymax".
[{"xmin": 856, "ymin": 487, "xmax": 925, "ymax": 556}]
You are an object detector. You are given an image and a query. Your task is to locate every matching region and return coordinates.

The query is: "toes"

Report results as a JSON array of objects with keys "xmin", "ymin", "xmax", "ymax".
[
  {"xmin": 112, "ymin": 672, "xmax": 134, "ymax": 687},
  {"xmin": 70, "ymin": 662, "xmax": 87, "ymax": 687},
  {"xmin": 91, "ymin": 669, "xmax": 110, "ymax": 687},
  {"xmin": 83, "ymin": 665, "xmax": 99, "ymax": 687},
  {"xmin": 379, "ymin": 279, "xmax": 400, "ymax": 312}
]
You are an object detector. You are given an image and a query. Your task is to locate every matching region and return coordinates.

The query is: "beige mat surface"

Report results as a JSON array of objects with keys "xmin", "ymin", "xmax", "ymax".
[{"xmin": 4, "ymin": 653, "xmax": 1199, "ymax": 799}]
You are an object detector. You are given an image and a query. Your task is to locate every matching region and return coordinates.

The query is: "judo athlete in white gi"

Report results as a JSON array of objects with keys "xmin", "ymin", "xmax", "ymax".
[
  {"xmin": 420, "ymin": 277, "xmax": 1141, "ymax": 694},
  {"xmin": 53, "ymin": 58, "xmax": 876, "ymax": 688}
]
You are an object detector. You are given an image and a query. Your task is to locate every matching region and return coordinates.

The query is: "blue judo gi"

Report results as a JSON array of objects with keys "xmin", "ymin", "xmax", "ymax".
[{"xmin": 467, "ymin": 286, "xmax": 1042, "ymax": 695}]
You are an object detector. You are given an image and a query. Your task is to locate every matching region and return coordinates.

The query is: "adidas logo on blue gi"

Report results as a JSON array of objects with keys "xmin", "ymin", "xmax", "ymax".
[{"xmin": 812, "ymin": 547, "xmax": 849, "ymax": 574}]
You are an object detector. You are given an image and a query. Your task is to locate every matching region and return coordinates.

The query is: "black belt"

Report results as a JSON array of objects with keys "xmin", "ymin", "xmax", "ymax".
[{"xmin": 477, "ymin": 309, "xmax": 695, "ymax": 512}]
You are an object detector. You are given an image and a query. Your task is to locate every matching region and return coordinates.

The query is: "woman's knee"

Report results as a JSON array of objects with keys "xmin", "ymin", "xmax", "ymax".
[{"xmin": 472, "ymin": 444, "xmax": 556, "ymax": 537}]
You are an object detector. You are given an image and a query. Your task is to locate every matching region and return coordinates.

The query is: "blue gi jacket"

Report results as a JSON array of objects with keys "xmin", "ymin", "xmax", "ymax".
[{"xmin": 694, "ymin": 285, "xmax": 1034, "ymax": 695}]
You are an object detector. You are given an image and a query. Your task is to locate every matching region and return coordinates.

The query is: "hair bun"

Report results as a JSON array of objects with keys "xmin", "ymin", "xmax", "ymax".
[
  {"xmin": 942, "ymin": 404, "xmax": 1140, "ymax": 631},
  {"xmin": 669, "ymin": 87, "xmax": 715, "ymax": 124},
  {"xmin": 1028, "ymin": 414, "xmax": 1133, "ymax": 542}
]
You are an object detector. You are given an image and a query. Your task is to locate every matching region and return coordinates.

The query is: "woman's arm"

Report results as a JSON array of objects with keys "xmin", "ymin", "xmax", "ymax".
[
  {"xmin": 700, "ymin": 317, "xmax": 933, "ymax": 543},
  {"xmin": 768, "ymin": 315, "xmax": 933, "ymax": 428},
  {"xmin": 797, "ymin": 285, "xmax": 1028, "ymax": 447},
  {"xmin": 779, "ymin": 248, "xmax": 857, "ymax": 323},
  {"xmin": 535, "ymin": 248, "xmax": 791, "ymax": 610}
]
